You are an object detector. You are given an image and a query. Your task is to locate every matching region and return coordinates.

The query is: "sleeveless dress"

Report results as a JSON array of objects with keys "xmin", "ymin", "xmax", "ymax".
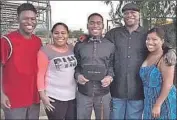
[{"xmin": 139, "ymin": 62, "xmax": 176, "ymax": 119}]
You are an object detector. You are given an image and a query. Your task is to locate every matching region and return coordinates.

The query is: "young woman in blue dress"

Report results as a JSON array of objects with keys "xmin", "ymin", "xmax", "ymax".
[{"xmin": 139, "ymin": 27, "xmax": 176, "ymax": 119}]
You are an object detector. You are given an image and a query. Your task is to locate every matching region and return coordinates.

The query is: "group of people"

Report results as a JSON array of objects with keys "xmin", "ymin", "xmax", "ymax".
[{"xmin": 1, "ymin": 2, "xmax": 176, "ymax": 120}]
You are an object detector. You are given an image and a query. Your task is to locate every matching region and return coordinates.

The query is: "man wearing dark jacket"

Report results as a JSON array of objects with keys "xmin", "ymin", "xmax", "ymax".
[
  {"xmin": 104, "ymin": 3, "xmax": 148, "ymax": 119},
  {"xmin": 74, "ymin": 13, "xmax": 115, "ymax": 119}
]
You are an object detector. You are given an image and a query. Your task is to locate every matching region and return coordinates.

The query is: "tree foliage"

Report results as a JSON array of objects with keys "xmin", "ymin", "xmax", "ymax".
[
  {"xmin": 103, "ymin": 0, "xmax": 176, "ymax": 28},
  {"xmin": 104, "ymin": 0, "xmax": 176, "ymax": 84},
  {"xmin": 35, "ymin": 28, "xmax": 85, "ymax": 39},
  {"xmin": 35, "ymin": 29, "xmax": 48, "ymax": 37},
  {"xmin": 103, "ymin": 0, "xmax": 176, "ymax": 46},
  {"xmin": 69, "ymin": 28, "xmax": 85, "ymax": 38}
]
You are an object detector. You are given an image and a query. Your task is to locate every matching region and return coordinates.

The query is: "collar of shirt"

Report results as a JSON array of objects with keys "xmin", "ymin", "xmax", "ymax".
[
  {"xmin": 88, "ymin": 36, "xmax": 103, "ymax": 43},
  {"xmin": 124, "ymin": 25, "xmax": 143, "ymax": 33}
]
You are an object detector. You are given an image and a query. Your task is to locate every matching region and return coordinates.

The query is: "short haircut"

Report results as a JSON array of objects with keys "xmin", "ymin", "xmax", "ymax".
[
  {"xmin": 51, "ymin": 22, "xmax": 69, "ymax": 33},
  {"xmin": 17, "ymin": 3, "xmax": 37, "ymax": 15},
  {"xmin": 87, "ymin": 13, "xmax": 104, "ymax": 22}
]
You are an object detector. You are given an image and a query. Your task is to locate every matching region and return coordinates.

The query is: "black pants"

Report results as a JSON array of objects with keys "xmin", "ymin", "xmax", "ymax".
[{"xmin": 45, "ymin": 97, "xmax": 76, "ymax": 120}]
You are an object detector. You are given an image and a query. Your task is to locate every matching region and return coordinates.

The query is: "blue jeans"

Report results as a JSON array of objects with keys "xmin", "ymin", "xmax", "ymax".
[{"xmin": 110, "ymin": 98, "xmax": 143, "ymax": 119}]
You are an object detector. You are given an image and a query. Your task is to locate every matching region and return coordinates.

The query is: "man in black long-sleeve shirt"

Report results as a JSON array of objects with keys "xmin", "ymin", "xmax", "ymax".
[
  {"xmin": 104, "ymin": 3, "xmax": 148, "ymax": 119},
  {"xmin": 74, "ymin": 13, "xmax": 115, "ymax": 119}
]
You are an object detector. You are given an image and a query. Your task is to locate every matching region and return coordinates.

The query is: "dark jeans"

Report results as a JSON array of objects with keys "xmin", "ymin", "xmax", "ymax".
[
  {"xmin": 45, "ymin": 97, "xmax": 76, "ymax": 120},
  {"xmin": 3, "ymin": 103, "xmax": 40, "ymax": 120},
  {"xmin": 76, "ymin": 91, "xmax": 111, "ymax": 120}
]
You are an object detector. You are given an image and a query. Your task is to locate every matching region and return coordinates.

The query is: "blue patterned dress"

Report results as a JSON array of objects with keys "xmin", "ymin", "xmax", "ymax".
[{"xmin": 139, "ymin": 64, "xmax": 176, "ymax": 119}]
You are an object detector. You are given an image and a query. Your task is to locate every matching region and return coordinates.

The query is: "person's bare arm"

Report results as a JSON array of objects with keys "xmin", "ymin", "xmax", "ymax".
[
  {"xmin": 156, "ymin": 59, "xmax": 175, "ymax": 106},
  {"xmin": 152, "ymin": 56, "xmax": 176, "ymax": 118}
]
